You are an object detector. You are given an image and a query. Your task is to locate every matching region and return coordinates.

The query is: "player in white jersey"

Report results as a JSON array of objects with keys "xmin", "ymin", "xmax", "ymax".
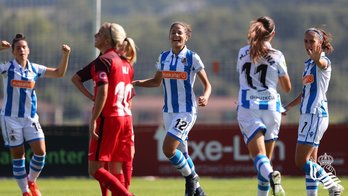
[
  {"xmin": 133, "ymin": 21, "xmax": 211, "ymax": 196},
  {"xmin": 284, "ymin": 27, "xmax": 344, "ymax": 196},
  {"xmin": 0, "ymin": 34, "xmax": 70, "ymax": 196},
  {"xmin": 236, "ymin": 16, "xmax": 291, "ymax": 196}
]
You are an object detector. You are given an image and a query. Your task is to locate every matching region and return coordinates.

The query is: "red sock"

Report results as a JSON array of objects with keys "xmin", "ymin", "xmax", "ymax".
[
  {"xmin": 99, "ymin": 164, "xmax": 109, "ymax": 196},
  {"xmin": 94, "ymin": 168, "xmax": 130, "ymax": 196},
  {"xmin": 115, "ymin": 173, "xmax": 125, "ymax": 188},
  {"xmin": 122, "ymin": 161, "xmax": 133, "ymax": 190},
  {"xmin": 99, "ymin": 182, "xmax": 108, "ymax": 196}
]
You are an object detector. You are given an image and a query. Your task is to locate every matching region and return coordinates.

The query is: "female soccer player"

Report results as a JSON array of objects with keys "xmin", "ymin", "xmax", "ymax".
[
  {"xmin": 236, "ymin": 16, "xmax": 291, "ymax": 196},
  {"xmin": 0, "ymin": 35, "xmax": 71, "ymax": 196},
  {"xmin": 283, "ymin": 27, "xmax": 344, "ymax": 196},
  {"xmin": 133, "ymin": 21, "xmax": 211, "ymax": 196},
  {"xmin": 71, "ymin": 22, "xmax": 136, "ymax": 196}
]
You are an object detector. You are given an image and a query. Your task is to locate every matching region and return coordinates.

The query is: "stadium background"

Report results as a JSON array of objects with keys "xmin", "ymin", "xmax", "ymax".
[{"xmin": 0, "ymin": 0, "xmax": 347, "ymax": 177}]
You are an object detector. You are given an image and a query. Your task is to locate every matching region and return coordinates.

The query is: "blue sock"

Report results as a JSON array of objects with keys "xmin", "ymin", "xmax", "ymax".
[
  {"xmin": 28, "ymin": 154, "xmax": 45, "ymax": 182},
  {"xmin": 168, "ymin": 149, "xmax": 191, "ymax": 177},
  {"xmin": 303, "ymin": 161, "xmax": 336, "ymax": 189},
  {"xmin": 13, "ymin": 158, "xmax": 29, "ymax": 193}
]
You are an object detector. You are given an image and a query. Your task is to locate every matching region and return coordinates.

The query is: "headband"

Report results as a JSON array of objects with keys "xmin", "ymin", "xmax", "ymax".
[{"xmin": 306, "ymin": 28, "xmax": 323, "ymax": 41}]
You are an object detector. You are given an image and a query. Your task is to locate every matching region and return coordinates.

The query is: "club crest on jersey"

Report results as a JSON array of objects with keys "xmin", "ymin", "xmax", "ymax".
[
  {"xmin": 181, "ymin": 57, "xmax": 187, "ymax": 65},
  {"xmin": 162, "ymin": 71, "xmax": 188, "ymax": 80},
  {"xmin": 302, "ymin": 75, "xmax": 314, "ymax": 85},
  {"xmin": 98, "ymin": 71, "xmax": 107, "ymax": 81}
]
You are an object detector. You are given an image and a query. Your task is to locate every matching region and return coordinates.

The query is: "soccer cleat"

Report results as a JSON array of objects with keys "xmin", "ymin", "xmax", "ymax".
[
  {"xmin": 194, "ymin": 186, "xmax": 207, "ymax": 196},
  {"xmin": 185, "ymin": 174, "xmax": 198, "ymax": 196},
  {"xmin": 270, "ymin": 171, "xmax": 285, "ymax": 196},
  {"xmin": 28, "ymin": 180, "xmax": 41, "ymax": 196},
  {"xmin": 23, "ymin": 192, "xmax": 32, "ymax": 196},
  {"xmin": 329, "ymin": 183, "xmax": 344, "ymax": 196}
]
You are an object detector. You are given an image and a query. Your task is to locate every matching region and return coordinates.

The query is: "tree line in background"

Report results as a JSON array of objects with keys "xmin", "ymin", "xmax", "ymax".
[{"xmin": 0, "ymin": 0, "xmax": 347, "ymax": 124}]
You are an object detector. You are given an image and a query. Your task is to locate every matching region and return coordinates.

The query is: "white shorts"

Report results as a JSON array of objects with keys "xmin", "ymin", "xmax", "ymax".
[
  {"xmin": 237, "ymin": 106, "xmax": 281, "ymax": 144},
  {"xmin": 163, "ymin": 112, "xmax": 197, "ymax": 143},
  {"xmin": 297, "ymin": 113, "xmax": 328, "ymax": 147},
  {"xmin": 1, "ymin": 114, "xmax": 44, "ymax": 147}
]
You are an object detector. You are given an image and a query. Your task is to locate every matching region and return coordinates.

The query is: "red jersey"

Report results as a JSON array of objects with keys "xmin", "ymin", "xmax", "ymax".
[{"xmin": 77, "ymin": 49, "xmax": 134, "ymax": 117}]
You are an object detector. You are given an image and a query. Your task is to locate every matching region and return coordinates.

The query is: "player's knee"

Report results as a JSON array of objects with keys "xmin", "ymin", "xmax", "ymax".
[
  {"xmin": 295, "ymin": 157, "xmax": 305, "ymax": 170},
  {"xmin": 88, "ymin": 167, "xmax": 97, "ymax": 177},
  {"xmin": 162, "ymin": 146, "xmax": 175, "ymax": 158}
]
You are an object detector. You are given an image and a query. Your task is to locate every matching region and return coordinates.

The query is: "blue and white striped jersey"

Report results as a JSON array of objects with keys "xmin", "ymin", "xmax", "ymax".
[
  {"xmin": 0, "ymin": 60, "xmax": 46, "ymax": 118},
  {"xmin": 155, "ymin": 46, "xmax": 204, "ymax": 113},
  {"xmin": 300, "ymin": 53, "xmax": 331, "ymax": 117},
  {"xmin": 237, "ymin": 43, "xmax": 288, "ymax": 112}
]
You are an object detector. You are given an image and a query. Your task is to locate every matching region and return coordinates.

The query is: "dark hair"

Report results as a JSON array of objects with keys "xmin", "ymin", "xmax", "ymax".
[
  {"xmin": 305, "ymin": 27, "xmax": 334, "ymax": 54},
  {"xmin": 12, "ymin": 34, "xmax": 27, "ymax": 51},
  {"xmin": 248, "ymin": 16, "xmax": 275, "ymax": 63},
  {"xmin": 169, "ymin": 21, "xmax": 192, "ymax": 39}
]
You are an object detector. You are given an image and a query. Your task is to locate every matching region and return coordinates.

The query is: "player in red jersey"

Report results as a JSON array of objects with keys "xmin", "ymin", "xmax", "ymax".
[{"xmin": 71, "ymin": 22, "xmax": 136, "ymax": 196}]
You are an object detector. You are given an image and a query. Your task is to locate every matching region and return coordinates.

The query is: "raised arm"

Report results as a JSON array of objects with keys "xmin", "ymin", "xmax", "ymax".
[
  {"xmin": 45, "ymin": 44, "xmax": 71, "ymax": 78},
  {"xmin": 0, "ymin": 40, "xmax": 11, "ymax": 51},
  {"xmin": 308, "ymin": 44, "xmax": 329, "ymax": 70}
]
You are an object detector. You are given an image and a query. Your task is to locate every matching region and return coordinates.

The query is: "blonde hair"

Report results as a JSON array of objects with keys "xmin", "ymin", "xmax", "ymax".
[
  {"xmin": 247, "ymin": 16, "xmax": 275, "ymax": 63},
  {"xmin": 107, "ymin": 22, "xmax": 137, "ymax": 64}
]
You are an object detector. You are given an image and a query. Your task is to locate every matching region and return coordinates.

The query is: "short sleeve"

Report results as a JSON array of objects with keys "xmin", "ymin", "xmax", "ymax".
[
  {"xmin": 94, "ymin": 57, "xmax": 111, "ymax": 86},
  {"xmin": 155, "ymin": 54, "xmax": 162, "ymax": 71},
  {"xmin": 277, "ymin": 53, "xmax": 288, "ymax": 77},
  {"xmin": 36, "ymin": 64, "xmax": 47, "ymax": 77},
  {"xmin": 0, "ymin": 62, "xmax": 5, "ymax": 73},
  {"xmin": 192, "ymin": 52, "xmax": 204, "ymax": 73},
  {"xmin": 76, "ymin": 62, "xmax": 93, "ymax": 82}
]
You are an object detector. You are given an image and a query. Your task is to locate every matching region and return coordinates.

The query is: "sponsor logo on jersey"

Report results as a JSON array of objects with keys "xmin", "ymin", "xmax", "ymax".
[
  {"xmin": 302, "ymin": 74, "xmax": 314, "ymax": 85},
  {"xmin": 11, "ymin": 79, "xmax": 35, "ymax": 89},
  {"xmin": 162, "ymin": 71, "xmax": 187, "ymax": 80}
]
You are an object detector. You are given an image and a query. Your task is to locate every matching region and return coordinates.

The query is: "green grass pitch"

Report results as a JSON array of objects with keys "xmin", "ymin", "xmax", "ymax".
[{"xmin": 0, "ymin": 176, "xmax": 346, "ymax": 195}]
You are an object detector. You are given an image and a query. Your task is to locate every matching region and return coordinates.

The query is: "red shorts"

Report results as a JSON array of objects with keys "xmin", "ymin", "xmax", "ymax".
[
  {"xmin": 88, "ymin": 116, "xmax": 134, "ymax": 162},
  {"xmin": 115, "ymin": 116, "xmax": 135, "ymax": 162},
  {"xmin": 89, "ymin": 116, "xmax": 123, "ymax": 162}
]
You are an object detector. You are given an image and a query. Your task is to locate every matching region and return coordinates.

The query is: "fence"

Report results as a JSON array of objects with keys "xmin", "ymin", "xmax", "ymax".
[{"xmin": 0, "ymin": 1, "xmax": 348, "ymax": 125}]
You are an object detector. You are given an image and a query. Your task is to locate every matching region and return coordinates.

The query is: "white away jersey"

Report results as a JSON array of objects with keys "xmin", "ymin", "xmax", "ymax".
[
  {"xmin": 0, "ymin": 60, "xmax": 46, "ymax": 118},
  {"xmin": 237, "ymin": 44, "xmax": 288, "ymax": 111},
  {"xmin": 155, "ymin": 46, "xmax": 204, "ymax": 113},
  {"xmin": 300, "ymin": 53, "xmax": 331, "ymax": 116}
]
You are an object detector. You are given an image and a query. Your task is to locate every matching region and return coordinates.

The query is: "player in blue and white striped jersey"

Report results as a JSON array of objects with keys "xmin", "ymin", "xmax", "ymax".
[
  {"xmin": 133, "ymin": 22, "xmax": 211, "ymax": 196},
  {"xmin": 0, "ymin": 34, "xmax": 70, "ymax": 196},
  {"xmin": 237, "ymin": 16, "xmax": 291, "ymax": 196},
  {"xmin": 284, "ymin": 27, "xmax": 344, "ymax": 196}
]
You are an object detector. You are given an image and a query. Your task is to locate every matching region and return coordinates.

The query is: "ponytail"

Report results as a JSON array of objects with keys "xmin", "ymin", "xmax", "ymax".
[
  {"xmin": 247, "ymin": 16, "xmax": 275, "ymax": 63},
  {"xmin": 122, "ymin": 37, "xmax": 137, "ymax": 65}
]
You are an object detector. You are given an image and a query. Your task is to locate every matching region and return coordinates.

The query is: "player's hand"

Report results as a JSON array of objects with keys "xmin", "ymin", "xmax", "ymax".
[
  {"xmin": 198, "ymin": 96, "xmax": 208, "ymax": 107},
  {"xmin": 0, "ymin": 40, "xmax": 11, "ymax": 49},
  {"xmin": 281, "ymin": 105, "xmax": 290, "ymax": 116},
  {"xmin": 308, "ymin": 44, "xmax": 321, "ymax": 62},
  {"xmin": 61, "ymin": 44, "xmax": 71, "ymax": 55},
  {"xmin": 89, "ymin": 119, "xmax": 99, "ymax": 140}
]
